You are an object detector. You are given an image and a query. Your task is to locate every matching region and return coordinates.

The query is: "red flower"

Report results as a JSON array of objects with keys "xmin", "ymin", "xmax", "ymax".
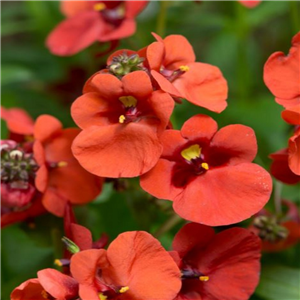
[
  {"xmin": 141, "ymin": 114, "xmax": 272, "ymax": 226},
  {"xmin": 46, "ymin": 1, "xmax": 148, "ymax": 56},
  {"xmin": 270, "ymin": 149, "xmax": 300, "ymax": 184},
  {"xmin": 1, "ymin": 108, "xmax": 103, "ymax": 227},
  {"xmin": 11, "ymin": 269, "xmax": 78, "ymax": 300},
  {"xmin": 70, "ymin": 231, "xmax": 181, "ymax": 300},
  {"xmin": 107, "ymin": 34, "xmax": 228, "ymax": 112},
  {"xmin": 264, "ymin": 32, "xmax": 300, "ymax": 108},
  {"xmin": 239, "ymin": 0, "xmax": 261, "ymax": 8},
  {"xmin": 71, "ymin": 71, "xmax": 174, "ymax": 178},
  {"xmin": 171, "ymin": 223, "xmax": 261, "ymax": 300},
  {"xmin": 250, "ymin": 200, "xmax": 300, "ymax": 252}
]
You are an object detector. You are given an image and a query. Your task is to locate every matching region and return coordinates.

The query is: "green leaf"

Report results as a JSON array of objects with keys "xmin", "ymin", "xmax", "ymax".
[
  {"xmin": 1, "ymin": 64, "xmax": 34, "ymax": 86},
  {"xmin": 256, "ymin": 265, "xmax": 300, "ymax": 300}
]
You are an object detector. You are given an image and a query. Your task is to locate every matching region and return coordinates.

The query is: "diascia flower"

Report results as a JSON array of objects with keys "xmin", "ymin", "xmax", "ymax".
[
  {"xmin": 1, "ymin": 107, "xmax": 102, "ymax": 227},
  {"xmin": 71, "ymin": 70, "xmax": 174, "ymax": 178},
  {"xmin": 70, "ymin": 231, "xmax": 181, "ymax": 300},
  {"xmin": 11, "ymin": 269, "xmax": 78, "ymax": 300},
  {"xmin": 107, "ymin": 33, "xmax": 228, "ymax": 113},
  {"xmin": 140, "ymin": 114, "xmax": 272, "ymax": 226},
  {"xmin": 171, "ymin": 223, "xmax": 261, "ymax": 300},
  {"xmin": 46, "ymin": 1, "xmax": 148, "ymax": 56},
  {"xmin": 250, "ymin": 200, "xmax": 300, "ymax": 252},
  {"xmin": 264, "ymin": 32, "xmax": 300, "ymax": 108},
  {"xmin": 238, "ymin": 0, "xmax": 261, "ymax": 8}
]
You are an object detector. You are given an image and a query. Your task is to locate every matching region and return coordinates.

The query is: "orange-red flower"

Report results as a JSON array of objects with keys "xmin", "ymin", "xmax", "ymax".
[
  {"xmin": 11, "ymin": 269, "xmax": 78, "ymax": 300},
  {"xmin": 239, "ymin": 0, "xmax": 261, "ymax": 8},
  {"xmin": 171, "ymin": 223, "xmax": 261, "ymax": 300},
  {"xmin": 107, "ymin": 34, "xmax": 228, "ymax": 112},
  {"xmin": 250, "ymin": 200, "xmax": 300, "ymax": 252},
  {"xmin": 264, "ymin": 32, "xmax": 300, "ymax": 108},
  {"xmin": 1, "ymin": 108, "xmax": 102, "ymax": 227},
  {"xmin": 70, "ymin": 231, "xmax": 181, "ymax": 300},
  {"xmin": 71, "ymin": 71, "xmax": 174, "ymax": 178},
  {"xmin": 141, "ymin": 114, "xmax": 272, "ymax": 226},
  {"xmin": 47, "ymin": 1, "xmax": 148, "ymax": 56}
]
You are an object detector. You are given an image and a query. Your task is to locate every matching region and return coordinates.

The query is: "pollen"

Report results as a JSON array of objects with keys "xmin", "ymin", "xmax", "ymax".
[
  {"xmin": 41, "ymin": 290, "xmax": 48, "ymax": 299},
  {"xmin": 201, "ymin": 162, "xmax": 209, "ymax": 170},
  {"xmin": 94, "ymin": 3, "xmax": 106, "ymax": 11},
  {"xmin": 54, "ymin": 259, "xmax": 63, "ymax": 267},
  {"xmin": 119, "ymin": 286, "xmax": 130, "ymax": 293},
  {"xmin": 119, "ymin": 115, "xmax": 126, "ymax": 124},
  {"xmin": 181, "ymin": 144, "xmax": 201, "ymax": 161},
  {"xmin": 119, "ymin": 96, "xmax": 137, "ymax": 108},
  {"xmin": 57, "ymin": 161, "xmax": 68, "ymax": 167},
  {"xmin": 98, "ymin": 293, "xmax": 108, "ymax": 300},
  {"xmin": 199, "ymin": 276, "xmax": 209, "ymax": 282},
  {"xmin": 179, "ymin": 65, "xmax": 190, "ymax": 72}
]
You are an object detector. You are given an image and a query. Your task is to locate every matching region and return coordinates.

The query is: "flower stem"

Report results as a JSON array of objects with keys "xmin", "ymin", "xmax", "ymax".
[
  {"xmin": 274, "ymin": 180, "xmax": 283, "ymax": 216},
  {"xmin": 154, "ymin": 213, "xmax": 183, "ymax": 238},
  {"xmin": 156, "ymin": 1, "xmax": 170, "ymax": 37}
]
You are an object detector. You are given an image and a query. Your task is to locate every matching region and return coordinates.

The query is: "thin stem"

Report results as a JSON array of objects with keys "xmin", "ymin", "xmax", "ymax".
[
  {"xmin": 274, "ymin": 180, "xmax": 283, "ymax": 216},
  {"xmin": 156, "ymin": 1, "xmax": 169, "ymax": 37},
  {"xmin": 154, "ymin": 213, "xmax": 183, "ymax": 238}
]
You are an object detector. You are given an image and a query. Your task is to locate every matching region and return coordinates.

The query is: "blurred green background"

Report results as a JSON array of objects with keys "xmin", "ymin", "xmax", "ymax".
[{"xmin": 1, "ymin": 1, "xmax": 300, "ymax": 299}]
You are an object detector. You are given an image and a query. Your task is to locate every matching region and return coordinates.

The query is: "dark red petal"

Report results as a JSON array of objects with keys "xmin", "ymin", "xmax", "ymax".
[
  {"xmin": 173, "ymin": 163, "xmax": 272, "ymax": 226},
  {"xmin": 72, "ymin": 124, "xmax": 163, "ymax": 178},
  {"xmin": 140, "ymin": 159, "xmax": 183, "ymax": 200},
  {"xmin": 105, "ymin": 231, "xmax": 181, "ymax": 300},
  {"xmin": 38, "ymin": 269, "xmax": 78, "ymax": 299},
  {"xmin": 173, "ymin": 62, "xmax": 228, "ymax": 112},
  {"xmin": 46, "ymin": 11, "xmax": 104, "ymax": 56},
  {"xmin": 209, "ymin": 124, "xmax": 257, "ymax": 165},
  {"xmin": 172, "ymin": 223, "xmax": 215, "ymax": 258},
  {"xmin": 181, "ymin": 114, "xmax": 218, "ymax": 142},
  {"xmin": 199, "ymin": 228, "xmax": 261, "ymax": 300}
]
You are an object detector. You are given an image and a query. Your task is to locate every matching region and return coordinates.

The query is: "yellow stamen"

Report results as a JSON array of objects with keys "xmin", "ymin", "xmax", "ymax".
[
  {"xmin": 98, "ymin": 293, "xmax": 107, "ymax": 300},
  {"xmin": 94, "ymin": 3, "xmax": 106, "ymax": 11},
  {"xmin": 201, "ymin": 162, "xmax": 209, "ymax": 170},
  {"xmin": 25, "ymin": 135, "xmax": 34, "ymax": 142},
  {"xmin": 54, "ymin": 259, "xmax": 63, "ymax": 267},
  {"xmin": 181, "ymin": 144, "xmax": 201, "ymax": 161},
  {"xmin": 119, "ymin": 286, "xmax": 130, "ymax": 293},
  {"xmin": 199, "ymin": 276, "xmax": 209, "ymax": 282},
  {"xmin": 41, "ymin": 290, "xmax": 48, "ymax": 299},
  {"xmin": 179, "ymin": 65, "xmax": 190, "ymax": 72},
  {"xmin": 57, "ymin": 161, "xmax": 68, "ymax": 167},
  {"xmin": 119, "ymin": 115, "xmax": 126, "ymax": 124},
  {"xmin": 119, "ymin": 96, "xmax": 137, "ymax": 108}
]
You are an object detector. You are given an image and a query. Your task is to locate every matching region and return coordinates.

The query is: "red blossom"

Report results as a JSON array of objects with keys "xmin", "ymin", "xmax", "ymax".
[
  {"xmin": 172, "ymin": 223, "xmax": 261, "ymax": 300},
  {"xmin": 71, "ymin": 71, "xmax": 174, "ymax": 178},
  {"xmin": 11, "ymin": 269, "xmax": 78, "ymax": 300},
  {"xmin": 141, "ymin": 114, "xmax": 272, "ymax": 226},
  {"xmin": 264, "ymin": 32, "xmax": 300, "ymax": 108},
  {"xmin": 239, "ymin": 0, "xmax": 261, "ymax": 8},
  {"xmin": 70, "ymin": 231, "xmax": 181, "ymax": 300},
  {"xmin": 46, "ymin": 1, "xmax": 148, "ymax": 56}
]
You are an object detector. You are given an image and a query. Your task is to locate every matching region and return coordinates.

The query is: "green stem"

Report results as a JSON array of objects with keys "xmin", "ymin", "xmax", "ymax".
[
  {"xmin": 290, "ymin": 1, "xmax": 300, "ymax": 33},
  {"xmin": 156, "ymin": 1, "xmax": 169, "ymax": 37},
  {"xmin": 274, "ymin": 181, "xmax": 283, "ymax": 216},
  {"xmin": 51, "ymin": 228, "xmax": 63, "ymax": 262},
  {"xmin": 154, "ymin": 214, "xmax": 183, "ymax": 238}
]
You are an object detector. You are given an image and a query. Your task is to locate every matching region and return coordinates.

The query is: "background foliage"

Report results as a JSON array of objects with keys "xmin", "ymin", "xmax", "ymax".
[{"xmin": 1, "ymin": 1, "xmax": 300, "ymax": 299}]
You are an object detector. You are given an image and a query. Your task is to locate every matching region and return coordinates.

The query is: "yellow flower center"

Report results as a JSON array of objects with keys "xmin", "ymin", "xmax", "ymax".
[
  {"xmin": 119, "ymin": 286, "xmax": 130, "ymax": 293},
  {"xmin": 181, "ymin": 144, "xmax": 201, "ymax": 161},
  {"xmin": 119, "ymin": 96, "xmax": 137, "ymax": 108},
  {"xmin": 94, "ymin": 3, "xmax": 106, "ymax": 11}
]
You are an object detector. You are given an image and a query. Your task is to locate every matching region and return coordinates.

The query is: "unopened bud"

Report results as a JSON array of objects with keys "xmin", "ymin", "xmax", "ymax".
[{"xmin": 61, "ymin": 237, "xmax": 80, "ymax": 254}]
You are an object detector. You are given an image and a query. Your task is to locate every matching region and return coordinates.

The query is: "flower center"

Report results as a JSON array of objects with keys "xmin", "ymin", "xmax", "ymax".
[
  {"xmin": 118, "ymin": 96, "xmax": 140, "ymax": 124},
  {"xmin": 97, "ymin": 286, "xmax": 130, "ymax": 299},
  {"xmin": 108, "ymin": 52, "xmax": 145, "ymax": 77},
  {"xmin": 160, "ymin": 65, "xmax": 189, "ymax": 82},
  {"xmin": 181, "ymin": 269, "xmax": 209, "ymax": 282},
  {"xmin": 94, "ymin": 2, "xmax": 126, "ymax": 27},
  {"xmin": 181, "ymin": 144, "xmax": 209, "ymax": 175}
]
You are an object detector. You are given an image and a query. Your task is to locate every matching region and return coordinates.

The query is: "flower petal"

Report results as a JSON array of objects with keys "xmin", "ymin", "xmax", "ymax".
[
  {"xmin": 288, "ymin": 131, "xmax": 300, "ymax": 175},
  {"xmin": 34, "ymin": 115, "xmax": 62, "ymax": 143},
  {"xmin": 70, "ymin": 223, "xmax": 93, "ymax": 250},
  {"xmin": 125, "ymin": 1, "xmax": 148, "ymax": 18},
  {"xmin": 146, "ymin": 41, "xmax": 165, "ymax": 70},
  {"xmin": 281, "ymin": 105, "xmax": 300, "ymax": 125},
  {"xmin": 60, "ymin": 1, "xmax": 92, "ymax": 17},
  {"xmin": 72, "ymin": 124, "xmax": 163, "ymax": 178},
  {"xmin": 38, "ymin": 268, "xmax": 78, "ymax": 300},
  {"xmin": 173, "ymin": 62, "xmax": 228, "ymax": 112},
  {"xmin": 42, "ymin": 189, "xmax": 68, "ymax": 217},
  {"xmin": 46, "ymin": 11, "xmax": 104, "ymax": 56},
  {"xmin": 173, "ymin": 163, "xmax": 272, "ymax": 226},
  {"xmin": 106, "ymin": 231, "xmax": 181, "ymax": 300},
  {"xmin": 160, "ymin": 130, "xmax": 188, "ymax": 158},
  {"xmin": 10, "ymin": 279, "xmax": 45, "ymax": 300}
]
